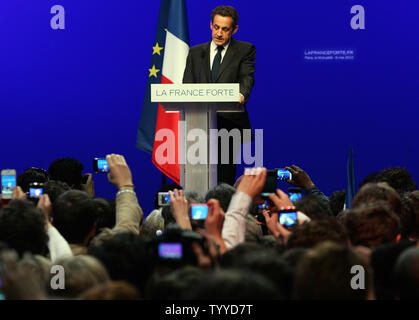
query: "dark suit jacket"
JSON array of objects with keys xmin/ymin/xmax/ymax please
[{"xmin": 182, "ymin": 38, "xmax": 256, "ymax": 131}]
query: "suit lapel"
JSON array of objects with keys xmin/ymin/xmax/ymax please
[
  {"xmin": 201, "ymin": 42, "xmax": 211, "ymax": 83},
  {"xmin": 216, "ymin": 38, "xmax": 236, "ymax": 82}
]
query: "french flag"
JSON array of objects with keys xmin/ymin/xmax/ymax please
[{"xmin": 137, "ymin": 0, "xmax": 189, "ymax": 184}]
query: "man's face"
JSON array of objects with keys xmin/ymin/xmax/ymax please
[{"xmin": 210, "ymin": 14, "xmax": 238, "ymax": 46}]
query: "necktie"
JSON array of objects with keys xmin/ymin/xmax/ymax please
[{"xmin": 211, "ymin": 45, "xmax": 224, "ymax": 82}]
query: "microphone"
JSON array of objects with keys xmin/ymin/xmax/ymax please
[{"xmin": 197, "ymin": 49, "xmax": 206, "ymax": 82}]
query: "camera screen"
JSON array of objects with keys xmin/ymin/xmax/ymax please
[
  {"xmin": 160, "ymin": 193, "xmax": 170, "ymax": 204},
  {"xmin": 289, "ymin": 192, "xmax": 302, "ymax": 202},
  {"xmin": 277, "ymin": 169, "xmax": 292, "ymax": 180},
  {"xmin": 191, "ymin": 205, "xmax": 208, "ymax": 220},
  {"xmin": 29, "ymin": 188, "xmax": 43, "ymax": 198},
  {"xmin": 279, "ymin": 211, "xmax": 298, "ymax": 227},
  {"xmin": 1, "ymin": 175, "xmax": 16, "ymax": 194},
  {"xmin": 158, "ymin": 243, "xmax": 183, "ymax": 259},
  {"xmin": 97, "ymin": 159, "xmax": 109, "ymax": 172}
]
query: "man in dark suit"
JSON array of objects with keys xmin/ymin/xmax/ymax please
[{"xmin": 183, "ymin": 5, "xmax": 256, "ymax": 186}]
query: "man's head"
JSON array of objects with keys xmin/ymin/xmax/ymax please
[
  {"xmin": 17, "ymin": 167, "xmax": 49, "ymax": 193},
  {"xmin": 0, "ymin": 200, "xmax": 48, "ymax": 257},
  {"xmin": 344, "ymin": 202, "xmax": 400, "ymax": 248},
  {"xmin": 205, "ymin": 183, "xmax": 235, "ymax": 212},
  {"xmin": 48, "ymin": 157, "xmax": 84, "ymax": 190},
  {"xmin": 293, "ymin": 241, "xmax": 373, "ymax": 300},
  {"xmin": 52, "ymin": 190, "xmax": 97, "ymax": 245},
  {"xmin": 210, "ymin": 6, "xmax": 239, "ymax": 46}
]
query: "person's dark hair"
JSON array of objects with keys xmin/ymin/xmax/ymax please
[
  {"xmin": 211, "ymin": 6, "xmax": 239, "ymax": 29},
  {"xmin": 294, "ymin": 195, "xmax": 333, "ymax": 220},
  {"xmin": 219, "ymin": 242, "xmax": 265, "ymax": 268},
  {"xmin": 93, "ymin": 198, "xmax": 115, "ymax": 236},
  {"xmin": 359, "ymin": 171, "xmax": 380, "ymax": 188},
  {"xmin": 329, "ymin": 190, "xmax": 346, "ymax": 216},
  {"xmin": 43, "ymin": 180, "xmax": 70, "ymax": 204},
  {"xmin": 393, "ymin": 246, "xmax": 419, "ymax": 300},
  {"xmin": 205, "ymin": 183, "xmax": 235, "ymax": 212},
  {"xmin": 153, "ymin": 183, "xmax": 183, "ymax": 209},
  {"xmin": 293, "ymin": 241, "xmax": 372, "ymax": 300},
  {"xmin": 226, "ymin": 250, "xmax": 293, "ymax": 299},
  {"xmin": 352, "ymin": 182, "xmax": 402, "ymax": 217},
  {"xmin": 81, "ymin": 280, "xmax": 142, "ymax": 300},
  {"xmin": 17, "ymin": 167, "xmax": 49, "ymax": 193},
  {"xmin": 146, "ymin": 266, "xmax": 205, "ymax": 300},
  {"xmin": 48, "ymin": 158, "xmax": 84, "ymax": 190},
  {"xmin": 400, "ymin": 191, "xmax": 419, "ymax": 239},
  {"xmin": 376, "ymin": 167, "xmax": 418, "ymax": 196},
  {"xmin": 286, "ymin": 219, "xmax": 348, "ymax": 249},
  {"xmin": 344, "ymin": 202, "xmax": 400, "ymax": 248},
  {"xmin": 282, "ymin": 247, "xmax": 308, "ymax": 271},
  {"xmin": 0, "ymin": 200, "xmax": 48, "ymax": 257},
  {"xmin": 183, "ymin": 269, "xmax": 282, "ymax": 300},
  {"xmin": 88, "ymin": 232, "xmax": 153, "ymax": 295},
  {"xmin": 52, "ymin": 190, "xmax": 97, "ymax": 244}
]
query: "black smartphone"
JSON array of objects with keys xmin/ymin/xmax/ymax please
[{"xmin": 93, "ymin": 158, "xmax": 109, "ymax": 173}]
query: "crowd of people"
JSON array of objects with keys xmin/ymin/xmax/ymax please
[{"xmin": 0, "ymin": 154, "xmax": 418, "ymax": 300}]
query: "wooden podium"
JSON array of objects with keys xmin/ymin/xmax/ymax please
[{"xmin": 151, "ymin": 83, "xmax": 243, "ymax": 196}]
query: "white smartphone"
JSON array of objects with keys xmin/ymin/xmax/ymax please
[{"xmin": 1, "ymin": 169, "xmax": 17, "ymax": 200}]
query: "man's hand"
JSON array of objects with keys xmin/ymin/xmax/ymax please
[
  {"xmin": 12, "ymin": 186, "xmax": 26, "ymax": 200},
  {"xmin": 268, "ymin": 189, "xmax": 294, "ymax": 209},
  {"xmin": 237, "ymin": 167, "xmax": 267, "ymax": 199},
  {"xmin": 205, "ymin": 199, "xmax": 225, "ymax": 236},
  {"xmin": 239, "ymin": 93, "xmax": 245, "ymax": 105},
  {"xmin": 106, "ymin": 154, "xmax": 134, "ymax": 190},
  {"xmin": 37, "ymin": 194, "xmax": 52, "ymax": 229},
  {"xmin": 169, "ymin": 189, "xmax": 191, "ymax": 230},
  {"xmin": 81, "ymin": 173, "xmax": 95, "ymax": 197},
  {"xmin": 261, "ymin": 210, "xmax": 292, "ymax": 242},
  {"xmin": 285, "ymin": 165, "xmax": 315, "ymax": 190}
]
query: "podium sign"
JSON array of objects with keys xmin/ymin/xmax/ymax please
[{"xmin": 151, "ymin": 83, "xmax": 242, "ymax": 197}]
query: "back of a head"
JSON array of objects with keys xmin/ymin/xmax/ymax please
[
  {"xmin": 0, "ymin": 200, "xmax": 48, "ymax": 257},
  {"xmin": 43, "ymin": 180, "xmax": 70, "ymax": 204},
  {"xmin": 81, "ymin": 280, "xmax": 141, "ymax": 300},
  {"xmin": 184, "ymin": 269, "xmax": 282, "ymax": 300},
  {"xmin": 294, "ymin": 195, "xmax": 333, "ymax": 220},
  {"xmin": 219, "ymin": 242, "xmax": 265, "ymax": 268},
  {"xmin": 329, "ymin": 190, "xmax": 346, "ymax": 217},
  {"xmin": 146, "ymin": 266, "xmax": 204, "ymax": 300},
  {"xmin": 352, "ymin": 182, "xmax": 402, "ymax": 216},
  {"xmin": 48, "ymin": 157, "xmax": 84, "ymax": 190},
  {"xmin": 48, "ymin": 255, "xmax": 109, "ymax": 299},
  {"xmin": 344, "ymin": 202, "xmax": 400, "ymax": 248},
  {"xmin": 393, "ymin": 247, "xmax": 419, "ymax": 299},
  {"xmin": 205, "ymin": 183, "xmax": 236, "ymax": 212},
  {"xmin": 400, "ymin": 191, "xmax": 419, "ymax": 240},
  {"xmin": 286, "ymin": 219, "xmax": 348, "ymax": 250},
  {"xmin": 293, "ymin": 241, "xmax": 371, "ymax": 300},
  {"xmin": 17, "ymin": 167, "xmax": 49, "ymax": 193},
  {"xmin": 87, "ymin": 232, "xmax": 152, "ymax": 295},
  {"xmin": 233, "ymin": 250, "xmax": 293, "ymax": 299},
  {"xmin": 142, "ymin": 209, "xmax": 164, "ymax": 239},
  {"xmin": 376, "ymin": 167, "xmax": 418, "ymax": 196},
  {"xmin": 52, "ymin": 190, "xmax": 96, "ymax": 244}
]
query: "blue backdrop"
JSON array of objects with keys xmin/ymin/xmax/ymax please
[{"xmin": 1, "ymin": 1, "xmax": 418, "ymax": 216}]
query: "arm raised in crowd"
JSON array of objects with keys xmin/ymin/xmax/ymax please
[
  {"xmin": 169, "ymin": 189, "xmax": 192, "ymax": 230},
  {"xmin": 106, "ymin": 154, "xmax": 143, "ymax": 234},
  {"xmin": 205, "ymin": 199, "xmax": 227, "ymax": 254},
  {"xmin": 222, "ymin": 167, "xmax": 267, "ymax": 250},
  {"xmin": 286, "ymin": 165, "xmax": 329, "ymax": 203}
]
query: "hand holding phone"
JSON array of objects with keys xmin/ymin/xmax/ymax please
[
  {"xmin": 279, "ymin": 208, "xmax": 298, "ymax": 228},
  {"xmin": 29, "ymin": 182, "xmax": 44, "ymax": 199},
  {"xmin": 158, "ymin": 192, "xmax": 171, "ymax": 207}
]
